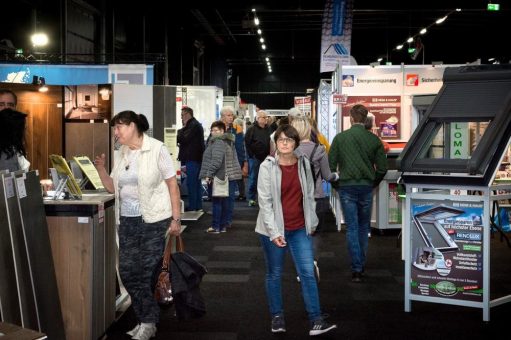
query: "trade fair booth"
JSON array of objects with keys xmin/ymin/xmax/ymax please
[
  {"xmin": 399, "ymin": 65, "xmax": 511, "ymax": 321},
  {"xmin": 329, "ymin": 63, "xmax": 459, "ymax": 233}
]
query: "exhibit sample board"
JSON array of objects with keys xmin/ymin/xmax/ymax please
[{"xmin": 0, "ymin": 171, "xmax": 65, "ymax": 338}]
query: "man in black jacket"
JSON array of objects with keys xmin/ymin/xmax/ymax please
[
  {"xmin": 177, "ymin": 106, "xmax": 205, "ymax": 211},
  {"xmin": 244, "ymin": 110, "xmax": 271, "ymax": 206}
]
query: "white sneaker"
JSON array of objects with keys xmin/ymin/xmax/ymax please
[
  {"xmin": 132, "ymin": 323, "xmax": 156, "ymax": 340},
  {"xmin": 126, "ymin": 323, "xmax": 140, "ymax": 337}
]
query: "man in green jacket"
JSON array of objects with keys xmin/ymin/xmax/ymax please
[{"xmin": 329, "ymin": 104, "xmax": 387, "ymax": 282}]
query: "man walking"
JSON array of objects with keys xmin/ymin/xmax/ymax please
[
  {"xmin": 329, "ymin": 104, "xmax": 387, "ymax": 282},
  {"xmin": 244, "ymin": 110, "xmax": 271, "ymax": 207},
  {"xmin": 177, "ymin": 106, "xmax": 205, "ymax": 212}
]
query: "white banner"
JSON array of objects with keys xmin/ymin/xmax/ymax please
[{"xmin": 320, "ymin": 0, "xmax": 354, "ymax": 73}]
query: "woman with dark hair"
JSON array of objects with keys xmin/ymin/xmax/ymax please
[
  {"xmin": 0, "ymin": 108, "xmax": 30, "ymax": 171},
  {"xmin": 94, "ymin": 110, "xmax": 181, "ymax": 340},
  {"xmin": 199, "ymin": 120, "xmax": 242, "ymax": 233},
  {"xmin": 255, "ymin": 124, "xmax": 337, "ymax": 336}
]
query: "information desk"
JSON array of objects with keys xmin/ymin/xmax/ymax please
[{"xmin": 44, "ymin": 194, "xmax": 115, "ymax": 340}]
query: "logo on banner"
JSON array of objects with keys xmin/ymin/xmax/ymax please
[
  {"xmin": 342, "ymin": 75, "xmax": 354, "ymax": 87},
  {"xmin": 406, "ymin": 74, "xmax": 419, "ymax": 86},
  {"xmin": 320, "ymin": 0, "xmax": 354, "ymax": 73}
]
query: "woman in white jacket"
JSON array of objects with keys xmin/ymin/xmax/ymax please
[{"xmin": 255, "ymin": 124, "xmax": 337, "ymax": 337}]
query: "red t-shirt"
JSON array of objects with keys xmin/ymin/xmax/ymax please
[{"xmin": 280, "ymin": 163, "xmax": 305, "ymax": 230}]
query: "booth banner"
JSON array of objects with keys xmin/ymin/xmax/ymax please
[
  {"xmin": 341, "ymin": 96, "xmax": 401, "ymax": 139},
  {"xmin": 320, "ymin": 0, "xmax": 354, "ymax": 73},
  {"xmin": 294, "ymin": 96, "xmax": 312, "ymax": 114},
  {"xmin": 403, "ymin": 66, "xmax": 447, "ymax": 95},
  {"xmin": 410, "ymin": 200, "xmax": 484, "ymax": 302},
  {"xmin": 340, "ymin": 66, "xmax": 403, "ymax": 95}
]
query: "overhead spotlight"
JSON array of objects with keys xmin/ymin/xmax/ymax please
[
  {"xmin": 262, "ymin": 44, "xmax": 266, "ymax": 50},
  {"xmin": 488, "ymin": 57, "xmax": 495, "ymax": 62},
  {"xmin": 259, "ymin": 37, "xmax": 264, "ymax": 43},
  {"xmin": 435, "ymin": 16, "xmax": 447, "ymax": 24},
  {"xmin": 265, "ymin": 57, "xmax": 269, "ymax": 61},
  {"xmin": 257, "ymin": 29, "xmax": 262, "ymax": 35},
  {"xmin": 420, "ymin": 28, "xmax": 427, "ymax": 35},
  {"xmin": 377, "ymin": 57, "xmax": 383, "ymax": 62},
  {"xmin": 254, "ymin": 17, "xmax": 260, "ymax": 26},
  {"xmin": 31, "ymin": 32, "xmax": 49, "ymax": 47},
  {"xmin": 252, "ymin": 8, "xmax": 256, "ymax": 12},
  {"xmin": 407, "ymin": 37, "xmax": 414, "ymax": 43},
  {"xmin": 396, "ymin": 44, "xmax": 403, "ymax": 50},
  {"xmin": 455, "ymin": 8, "xmax": 461, "ymax": 12}
]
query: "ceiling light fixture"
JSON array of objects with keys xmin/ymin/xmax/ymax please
[
  {"xmin": 262, "ymin": 44, "xmax": 266, "ymax": 50},
  {"xmin": 254, "ymin": 17, "xmax": 259, "ymax": 26},
  {"xmin": 377, "ymin": 57, "xmax": 383, "ymax": 62},
  {"xmin": 259, "ymin": 37, "xmax": 264, "ymax": 43},
  {"xmin": 265, "ymin": 57, "xmax": 269, "ymax": 62},
  {"xmin": 257, "ymin": 29, "xmax": 262, "ymax": 35},
  {"xmin": 381, "ymin": 9, "xmax": 461, "ymax": 64},
  {"xmin": 435, "ymin": 16, "xmax": 447, "ymax": 24}
]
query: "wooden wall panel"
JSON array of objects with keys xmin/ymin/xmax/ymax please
[{"xmin": 3, "ymin": 84, "xmax": 63, "ymax": 179}]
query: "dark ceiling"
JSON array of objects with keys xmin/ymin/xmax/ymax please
[{"xmin": 1, "ymin": 1, "xmax": 510, "ymax": 108}]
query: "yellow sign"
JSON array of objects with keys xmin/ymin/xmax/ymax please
[
  {"xmin": 73, "ymin": 156, "xmax": 105, "ymax": 190},
  {"xmin": 49, "ymin": 154, "xmax": 83, "ymax": 197}
]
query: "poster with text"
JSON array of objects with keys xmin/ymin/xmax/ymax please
[
  {"xmin": 341, "ymin": 96, "xmax": 401, "ymax": 139},
  {"xmin": 410, "ymin": 199, "xmax": 484, "ymax": 302}
]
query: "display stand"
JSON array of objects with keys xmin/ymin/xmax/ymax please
[
  {"xmin": 403, "ymin": 183, "xmax": 511, "ymax": 321},
  {"xmin": 399, "ymin": 65, "xmax": 511, "ymax": 321}
]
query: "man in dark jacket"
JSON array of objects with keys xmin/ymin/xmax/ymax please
[
  {"xmin": 329, "ymin": 104, "xmax": 387, "ymax": 283},
  {"xmin": 177, "ymin": 106, "xmax": 205, "ymax": 212},
  {"xmin": 244, "ymin": 110, "xmax": 271, "ymax": 206}
]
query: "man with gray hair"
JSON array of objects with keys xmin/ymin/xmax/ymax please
[
  {"xmin": 244, "ymin": 110, "xmax": 271, "ymax": 206},
  {"xmin": 220, "ymin": 106, "xmax": 248, "ymax": 227}
]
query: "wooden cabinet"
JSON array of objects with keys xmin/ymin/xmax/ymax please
[{"xmin": 45, "ymin": 195, "xmax": 116, "ymax": 340}]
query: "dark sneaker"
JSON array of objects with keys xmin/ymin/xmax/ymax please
[
  {"xmin": 271, "ymin": 315, "xmax": 286, "ymax": 333},
  {"xmin": 309, "ymin": 319, "xmax": 337, "ymax": 336},
  {"xmin": 351, "ymin": 272, "xmax": 362, "ymax": 283}
]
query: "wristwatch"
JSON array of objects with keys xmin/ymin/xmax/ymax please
[{"xmin": 171, "ymin": 217, "xmax": 181, "ymax": 223}]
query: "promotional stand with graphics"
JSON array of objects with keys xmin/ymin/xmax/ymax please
[{"xmin": 399, "ymin": 65, "xmax": 511, "ymax": 321}]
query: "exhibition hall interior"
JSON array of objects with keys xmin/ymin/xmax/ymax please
[{"xmin": 0, "ymin": 1, "xmax": 510, "ymax": 339}]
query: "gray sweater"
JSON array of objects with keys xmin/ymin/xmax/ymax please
[{"xmin": 199, "ymin": 134, "xmax": 242, "ymax": 181}]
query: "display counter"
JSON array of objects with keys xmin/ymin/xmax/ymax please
[{"xmin": 44, "ymin": 193, "xmax": 116, "ymax": 340}]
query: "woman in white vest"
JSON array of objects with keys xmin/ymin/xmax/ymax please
[{"xmin": 94, "ymin": 110, "xmax": 181, "ymax": 340}]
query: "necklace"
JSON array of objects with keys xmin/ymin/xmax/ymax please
[{"xmin": 124, "ymin": 149, "xmax": 139, "ymax": 171}]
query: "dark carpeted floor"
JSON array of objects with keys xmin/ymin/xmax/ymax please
[{"xmin": 105, "ymin": 199, "xmax": 511, "ymax": 340}]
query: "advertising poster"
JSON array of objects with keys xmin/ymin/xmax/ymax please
[
  {"xmin": 410, "ymin": 199, "xmax": 484, "ymax": 302},
  {"xmin": 341, "ymin": 96, "xmax": 401, "ymax": 139},
  {"xmin": 320, "ymin": 0, "xmax": 354, "ymax": 72}
]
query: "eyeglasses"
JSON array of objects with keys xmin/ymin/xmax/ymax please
[{"xmin": 277, "ymin": 137, "xmax": 295, "ymax": 144}]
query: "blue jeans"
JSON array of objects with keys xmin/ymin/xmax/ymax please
[
  {"xmin": 337, "ymin": 185, "xmax": 373, "ymax": 273},
  {"xmin": 186, "ymin": 161, "xmax": 202, "ymax": 211},
  {"xmin": 212, "ymin": 180, "xmax": 237, "ymax": 230},
  {"xmin": 259, "ymin": 228, "xmax": 322, "ymax": 322},
  {"xmin": 248, "ymin": 158, "xmax": 261, "ymax": 201}
]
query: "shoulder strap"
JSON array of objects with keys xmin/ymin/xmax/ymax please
[{"xmin": 309, "ymin": 143, "xmax": 319, "ymax": 184}]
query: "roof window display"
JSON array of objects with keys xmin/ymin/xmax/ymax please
[{"xmin": 399, "ymin": 65, "xmax": 511, "ymax": 186}]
